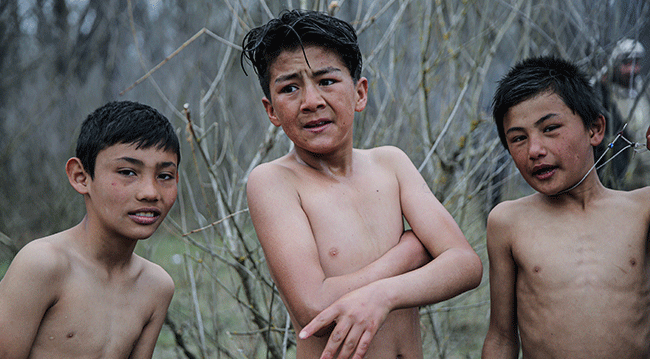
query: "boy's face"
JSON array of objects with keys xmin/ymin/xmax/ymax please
[
  {"xmin": 85, "ymin": 143, "xmax": 178, "ymax": 240},
  {"xmin": 503, "ymin": 92, "xmax": 603, "ymax": 195},
  {"xmin": 262, "ymin": 45, "xmax": 367, "ymax": 156}
]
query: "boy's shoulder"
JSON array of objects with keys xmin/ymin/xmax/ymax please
[
  {"xmin": 0, "ymin": 232, "xmax": 76, "ymax": 303},
  {"xmin": 247, "ymin": 145, "xmax": 408, "ymax": 185},
  {"xmin": 608, "ymin": 186, "xmax": 650, "ymax": 218},
  {"xmin": 361, "ymin": 145, "xmax": 409, "ymax": 161},
  {"xmin": 623, "ymin": 185, "xmax": 650, "ymax": 202},
  {"xmin": 11, "ymin": 231, "xmax": 77, "ymax": 275},
  {"xmin": 487, "ymin": 186, "xmax": 650, "ymax": 234},
  {"xmin": 489, "ymin": 193, "xmax": 541, "ymax": 222},
  {"xmin": 486, "ymin": 193, "xmax": 544, "ymax": 245},
  {"xmin": 132, "ymin": 254, "xmax": 175, "ymax": 293}
]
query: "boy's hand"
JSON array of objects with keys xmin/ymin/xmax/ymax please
[
  {"xmin": 646, "ymin": 125, "xmax": 650, "ymax": 150},
  {"xmin": 299, "ymin": 283, "xmax": 390, "ymax": 359}
]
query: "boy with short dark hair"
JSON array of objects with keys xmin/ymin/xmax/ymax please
[
  {"xmin": 0, "ymin": 100, "xmax": 179, "ymax": 359},
  {"xmin": 242, "ymin": 9, "xmax": 482, "ymax": 359},
  {"xmin": 482, "ymin": 56, "xmax": 650, "ymax": 358}
]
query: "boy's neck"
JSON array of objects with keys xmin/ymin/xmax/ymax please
[
  {"xmin": 292, "ymin": 146, "xmax": 355, "ymax": 177},
  {"xmin": 73, "ymin": 216, "xmax": 138, "ymax": 270},
  {"xmin": 544, "ymin": 172, "xmax": 607, "ymax": 209}
]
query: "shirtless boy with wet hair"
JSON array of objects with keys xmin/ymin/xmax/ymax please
[
  {"xmin": 242, "ymin": 9, "xmax": 482, "ymax": 359},
  {"xmin": 482, "ymin": 56, "xmax": 650, "ymax": 359},
  {"xmin": 0, "ymin": 100, "xmax": 179, "ymax": 358}
]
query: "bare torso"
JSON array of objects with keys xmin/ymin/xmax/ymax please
[
  {"xmin": 510, "ymin": 188, "xmax": 650, "ymax": 358},
  {"xmin": 23, "ymin": 231, "xmax": 173, "ymax": 359},
  {"xmin": 277, "ymin": 148, "xmax": 423, "ymax": 358}
]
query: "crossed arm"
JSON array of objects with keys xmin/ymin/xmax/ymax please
[
  {"xmin": 292, "ymin": 147, "xmax": 483, "ymax": 359},
  {"xmin": 246, "ymin": 159, "xmax": 432, "ymax": 335}
]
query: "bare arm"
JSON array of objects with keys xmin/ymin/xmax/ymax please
[
  {"xmin": 0, "ymin": 241, "xmax": 62, "ymax": 359},
  {"xmin": 246, "ymin": 162, "xmax": 430, "ymax": 330},
  {"xmin": 300, "ymin": 147, "xmax": 483, "ymax": 359},
  {"xmin": 129, "ymin": 266, "xmax": 175, "ymax": 359},
  {"xmin": 481, "ymin": 204, "xmax": 520, "ymax": 359}
]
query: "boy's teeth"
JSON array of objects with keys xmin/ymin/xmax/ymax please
[{"xmin": 135, "ymin": 212, "xmax": 155, "ymax": 217}]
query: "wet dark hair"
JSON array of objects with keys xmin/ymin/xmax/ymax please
[
  {"xmin": 75, "ymin": 101, "xmax": 180, "ymax": 178},
  {"xmin": 492, "ymin": 56, "xmax": 603, "ymax": 149},
  {"xmin": 241, "ymin": 9, "xmax": 363, "ymax": 100}
]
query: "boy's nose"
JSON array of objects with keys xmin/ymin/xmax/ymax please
[
  {"xmin": 300, "ymin": 82, "xmax": 326, "ymax": 112},
  {"xmin": 137, "ymin": 178, "xmax": 160, "ymax": 201},
  {"xmin": 528, "ymin": 137, "xmax": 547, "ymax": 159}
]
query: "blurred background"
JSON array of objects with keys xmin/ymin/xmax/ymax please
[{"xmin": 1, "ymin": 0, "xmax": 649, "ymax": 357}]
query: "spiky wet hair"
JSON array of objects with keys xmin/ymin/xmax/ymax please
[
  {"xmin": 492, "ymin": 56, "xmax": 603, "ymax": 149},
  {"xmin": 241, "ymin": 9, "xmax": 363, "ymax": 100}
]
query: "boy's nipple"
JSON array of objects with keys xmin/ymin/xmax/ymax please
[{"xmin": 328, "ymin": 247, "xmax": 339, "ymax": 257}]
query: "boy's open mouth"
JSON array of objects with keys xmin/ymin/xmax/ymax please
[
  {"xmin": 532, "ymin": 165, "xmax": 557, "ymax": 178},
  {"xmin": 304, "ymin": 120, "xmax": 332, "ymax": 129},
  {"xmin": 129, "ymin": 210, "xmax": 161, "ymax": 224}
]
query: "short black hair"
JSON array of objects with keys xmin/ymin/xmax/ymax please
[
  {"xmin": 492, "ymin": 56, "xmax": 603, "ymax": 149},
  {"xmin": 241, "ymin": 9, "xmax": 363, "ymax": 100},
  {"xmin": 76, "ymin": 101, "xmax": 180, "ymax": 178}
]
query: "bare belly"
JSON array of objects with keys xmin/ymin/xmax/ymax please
[
  {"xmin": 297, "ymin": 307, "xmax": 423, "ymax": 359},
  {"xmin": 518, "ymin": 288, "xmax": 650, "ymax": 359}
]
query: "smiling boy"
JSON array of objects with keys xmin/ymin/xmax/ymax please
[
  {"xmin": 242, "ymin": 9, "xmax": 482, "ymax": 359},
  {"xmin": 0, "ymin": 101, "xmax": 179, "ymax": 359},
  {"xmin": 482, "ymin": 56, "xmax": 650, "ymax": 358}
]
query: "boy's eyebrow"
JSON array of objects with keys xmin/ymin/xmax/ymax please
[
  {"xmin": 275, "ymin": 72, "xmax": 299, "ymax": 83},
  {"xmin": 311, "ymin": 66, "xmax": 341, "ymax": 77},
  {"xmin": 117, "ymin": 156, "xmax": 145, "ymax": 166},
  {"xmin": 274, "ymin": 66, "xmax": 342, "ymax": 84},
  {"xmin": 116, "ymin": 156, "xmax": 178, "ymax": 169},
  {"xmin": 505, "ymin": 113, "xmax": 557, "ymax": 134},
  {"xmin": 158, "ymin": 161, "xmax": 178, "ymax": 169}
]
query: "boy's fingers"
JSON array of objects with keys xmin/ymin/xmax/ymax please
[
  {"xmin": 351, "ymin": 330, "xmax": 374, "ymax": 359},
  {"xmin": 334, "ymin": 324, "xmax": 365, "ymax": 359},
  {"xmin": 319, "ymin": 319, "xmax": 352, "ymax": 359},
  {"xmin": 300, "ymin": 308, "xmax": 338, "ymax": 339}
]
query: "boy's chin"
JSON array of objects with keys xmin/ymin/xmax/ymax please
[{"xmin": 523, "ymin": 178, "xmax": 565, "ymax": 197}]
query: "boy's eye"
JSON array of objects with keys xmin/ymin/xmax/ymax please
[
  {"xmin": 509, "ymin": 135, "xmax": 526, "ymax": 144},
  {"xmin": 543, "ymin": 124, "xmax": 560, "ymax": 133},
  {"xmin": 118, "ymin": 169, "xmax": 136, "ymax": 176},
  {"xmin": 280, "ymin": 84, "xmax": 298, "ymax": 94},
  {"xmin": 319, "ymin": 78, "xmax": 337, "ymax": 86},
  {"xmin": 158, "ymin": 173, "xmax": 175, "ymax": 181}
]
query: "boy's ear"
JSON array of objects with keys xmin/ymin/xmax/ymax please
[
  {"xmin": 354, "ymin": 77, "xmax": 369, "ymax": 112},
  {"xmin": 262, "ymin": 97, "xmax": 281, "ymax": 127},
  {"xmin": 589, "ymin": 114, "xmax": 606, "ymax": 147},
  {"xmin": 66, "ymin": 157, "xmax": 90, "ymax": 195}
]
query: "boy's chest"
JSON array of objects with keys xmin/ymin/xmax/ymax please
[
  {"xmin": 512, "ymin": 212, "xmax": 650, "ymax": 291},
  {"xmin": 31, "ymin": 273, "xmax": 153, "ymax": 357},
  {"xmin": 298, "ymin": 173, "xmax": 404, "ymax": 276}
]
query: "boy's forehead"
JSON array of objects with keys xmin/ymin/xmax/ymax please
[
  {"xmin": 269, "ymin": 45, "xmax": 346, "ymax": 78},
  {"xmin": 504, "ymin": 91, "xmax": 573, "ymax": 126},
  {"xmin": 98, "ymin": 142, "xmax": 178, "ymax": 164}
]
